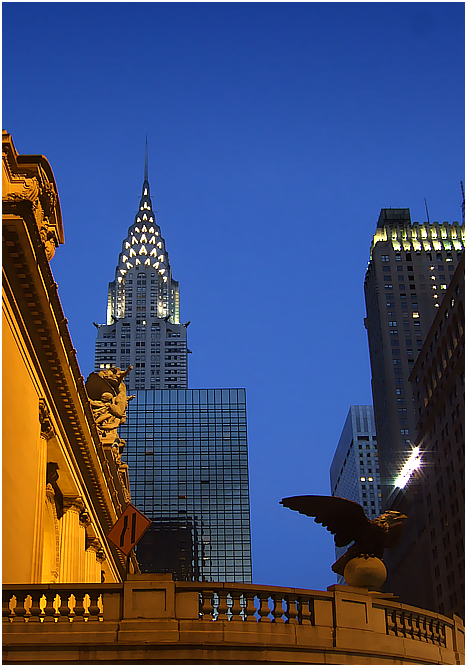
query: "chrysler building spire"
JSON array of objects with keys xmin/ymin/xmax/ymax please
[
  {"xmin": 144, "ymin": 136, "xmax": 148, "ymax": 183},
  {"xmin": 94, "ymin": 150, "xmax": 188, "ymax": 391}
]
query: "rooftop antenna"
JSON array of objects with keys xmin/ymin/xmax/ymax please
[
  {"xmin": 144, "ymin": 136, "xmax": 148, "ymax": 182},
  {"xmin": 461, "ymin": 181, "xmax": 465, "ymax": 224},
  {"xmin": 424, "ymin": 198, "xmax": 431, "ymax": 224}
]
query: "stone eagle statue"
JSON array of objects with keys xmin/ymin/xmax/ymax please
[{"xmin": 280, "ymin": 495, "xmax": 407, "ymax": 576}]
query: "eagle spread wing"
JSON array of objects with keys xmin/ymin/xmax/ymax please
[{"xmin": 280, "ymin": 495, "xmax": 370, "ymax": 548}]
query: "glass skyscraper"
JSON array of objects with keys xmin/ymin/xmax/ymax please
[{"xmin": 119, "ymin": 389, "xmax": 252, "ymax": 582}]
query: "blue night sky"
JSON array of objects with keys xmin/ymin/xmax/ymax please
[{"xmin": 3, "ymin": 2, "xmax": 464, "ymax": 591}]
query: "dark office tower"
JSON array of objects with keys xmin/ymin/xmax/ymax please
[
  {"xmin": 409, "ymin": 257, "xmax": 464, "ymax": 619},
  {"xmin": 364, "ymin": 209, "xmax": 464, "ymax": 507},
  {"xmin": 118, "ymin": 389, "xmax": 252, "ymax": 583},
  {"xmin": 94, "ymin": 147, "xmax": 188, "ymax": 391}
]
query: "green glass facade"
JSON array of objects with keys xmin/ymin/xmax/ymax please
[{"xmin": 119, "ymin": 388, "xmax": 252, "ymax": 582}]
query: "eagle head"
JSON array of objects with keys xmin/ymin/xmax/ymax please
[{"xmin": 373, "ymin": 510, "xmax": 407, "ymax": 533}]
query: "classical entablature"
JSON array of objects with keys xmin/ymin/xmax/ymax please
[{"xmin": 2, "ymin": 132, "xmax": 134, "ymax": 584}]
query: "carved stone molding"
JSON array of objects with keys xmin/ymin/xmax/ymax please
[
  {"xmin": 3, "ymin": 175, "xmax": 40, "ymax": 205},
  {"xmin": 2, "ymin": 133, "xmax": 63, "ymax": 261},
  {"xmin": 39, "ymin": 399, "xmax": 55, "ymax": 440},
  {"xmin": 79, "ymin": 509, "xmax": 91, "ymax": 528},
  {"xmin": 39, "ymin": 221, "xmax": 58, "ymax": 261}
]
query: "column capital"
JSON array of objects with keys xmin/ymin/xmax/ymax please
[
  {"xmin": 62, "ymin": 496, "xmax": 85, "ymax": 514},
  {"xmin": 79, "ymin": 509, "xmax": 92, "ymax": 528}
]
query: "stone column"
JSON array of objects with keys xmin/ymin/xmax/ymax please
[
  {"xmin": 33, "ymin": 401, "xmax": 54, "ymax": 582},
  {"xmin": 85, "ymin": 539, "xmax": 105, "ymax": 583},
  {"xmin": 78, "ymin": 510, "xmax": 91, "ymax": 582},
  {"xmin": 59, "ymin": 497, "xmax": 84, "ymax": 583}
]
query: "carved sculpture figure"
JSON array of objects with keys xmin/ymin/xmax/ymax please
[
  {"xmin": 86, "ymin": 366, "xmax": 134, "ymax": 440},
  {"xmin": 280, "ymin": 495, "xmax": 407, "ymax": 578}
]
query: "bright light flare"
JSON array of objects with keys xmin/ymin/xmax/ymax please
[{"xmin": 395, "ymin": 447, "xmax": 422, "ymax": 488}]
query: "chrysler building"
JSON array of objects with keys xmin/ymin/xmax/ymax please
[{"xmin": 94, "ymin": 149, "xmax": 188, "ymax": 390}]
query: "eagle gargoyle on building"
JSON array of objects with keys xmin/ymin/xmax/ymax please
[{"xmin": 280, "ymin": 495, "xmax": 407, "ymax": 576}]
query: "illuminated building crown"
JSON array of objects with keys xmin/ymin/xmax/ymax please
[{"xmin": 106, "ymin": 143, "xmax": 180, "ymax": 325}]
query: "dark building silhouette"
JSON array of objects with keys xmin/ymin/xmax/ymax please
[
  {"xmin": 136, "ymin": 520, "xmax": 200, "ymax": 580},
  {"xmin": 364, "ymin": 207, "xmax": 464, "ymax": 611},
  {"xmin": 409, "ymin": 256, "xmax": 464, "ymax": 618}
]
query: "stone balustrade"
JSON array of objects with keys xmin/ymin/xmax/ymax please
[{"xmin": 3, "ymin": 576, "xmax": 465, "ymax": 664}]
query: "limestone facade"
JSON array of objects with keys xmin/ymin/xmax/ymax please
[{"xmin": 2, "ymin": 131, "xmax": 132, "ymax": 585}]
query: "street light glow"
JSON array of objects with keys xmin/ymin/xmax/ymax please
[{"xmin": 395, "ymin": 447, "xmax": 422, "ymax": 488}]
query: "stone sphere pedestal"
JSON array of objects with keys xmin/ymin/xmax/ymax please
[{"xmin": 343, "ymin": 556, "xmax": 387, "ymax": 590}]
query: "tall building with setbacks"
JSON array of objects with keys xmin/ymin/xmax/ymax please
[
  {"xmin": 94, "ymin": 149, "xmax": 252, "ymax": 581},
  {"xmin": 364, "ymin": 208, "xmax": 464, "ymax": 507},
  {"xmin": 364, "ymin": 207, "xmax": 464, "ymax": 610},
  {"xmin": 94, "ymin": 147, "xmax": 188, "ymax": 391}
]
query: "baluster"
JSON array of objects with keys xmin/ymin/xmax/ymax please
[
  {"xmin": 272, "ymin": 595, "xmax": 285, "ymax": 623},
  {"xmin": 413, "ymin": 614, "xmax": 421, "ymax": 641},
  {"xmin": 230, "ymin": 592, "xmax": 243, "ymax": 621},
  {"xmin": 57, "ymin": 592, "xmax": 72, "ymax": 623},
  {"xmin": 200, "ymin": 591, "xmax": 214, "ymax": 621},
  {"xmin": 87, "ymin": 591, "xmax": 101, "ymax": 622},
  {"xmin": 386, "ymin": 609, "xmax": 396, "ymax": 635},
  {"xmin": 216, "ymin": 591, "xmax": 229, "ymax": 621},
  {"xmin": 432, "ymin": 619, "xmax": 441, "ymax": 645},
  {"xmin": 28, "ymin": 592, "xmax": 44, "ymax": 623},
  {"xmin": 394, "ymin": 610, "xmax": 404, "ymax": 636},
  {"xmin": 285, "ymin": 595, "xmax": 298, "ymax": 624},
  {"xmin": 427, "ymin": 618, "xmax": 434, "ymax": 644},
  {"xmin": 440, "ymin": 622, "xmax": 447, "ymax": 648},
  {"xmin": 3, "ymin": 591, "xmax": 13, "ymax": 622},
  {"xmin": 13, "ymin": 594, "xmax": 27, "ymax": 622},
  {"xmin": 72, "ymin": 592, "xmax": 86, "ymax": 622},
  {"xmin": 243, "ymin": 593, "xmax": 257, "ymax": 622},
  {"xmin": 405, "ymin": 613, "xmax": 413, "ymax": 639},
  {"xmin": 257, "ymin": 594, "xmax": 271, "ymax": 622},
  {"xmin": 420, "ymin": 616, "xmax": 428, "ymax": 642},
  {"xmin": 42, "ymin": 593, "xmax": 57, "ymax": 623},
  {"xmin": 298, "ymin": 595, "xmax": 312, "ymax": 625}
]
